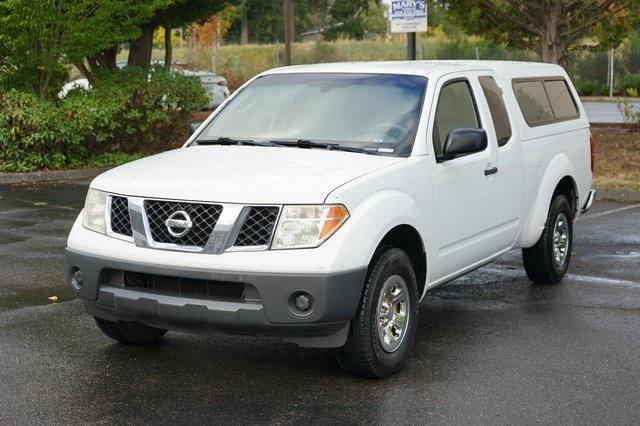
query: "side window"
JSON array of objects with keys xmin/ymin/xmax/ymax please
[
  {"xmin": 544, "ymin": 80, "xmax": 578, "ymax": 119},
  {"xmin": 479, "ymin": 76, "xmax": 512, "ymax": 147},
  {"xmin": 513, "ymin": 80, "xmax": 554, "ymax": 125},
  {"xmin": 513, "ymin": 78, "xmax": 580, "ymax": 126},
  {"xmin": 433, "ymin": 80, "xmax": 480, "ymax": 156}
]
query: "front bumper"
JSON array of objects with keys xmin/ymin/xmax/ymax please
[{"xmin": 66, "ymin": 249, "xmax": 366, "ymax": 348}]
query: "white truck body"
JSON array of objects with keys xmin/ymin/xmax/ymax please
[{"xmin": 67, "ymin": 61, "xmax": 594, "ymax": 377}]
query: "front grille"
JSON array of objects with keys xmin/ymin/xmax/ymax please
[
  {"xmin": 144, "ymin": 200, "xmax": 222, "ymax": 247},
  {"xmin": 123, "ymin": 271, "xmax": 245, "ymax": 301},
  {"xmin": 110, "ymin": 196, "xmax": 132, "ymax": 237},
  {"xmin": 234, "ymin": 207, "xmax": 280, "ymax": 247}
]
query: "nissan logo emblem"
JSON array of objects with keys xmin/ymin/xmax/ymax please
[{"xmin": 165, "ymin": 210, "xmax": 193, "ymax": 237}]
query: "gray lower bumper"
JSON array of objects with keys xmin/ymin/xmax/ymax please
[{"xmin": 66, "ymin": 249, "xmax": 367, "ymax": 348}]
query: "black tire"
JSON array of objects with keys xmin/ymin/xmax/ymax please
[
  {"xmin": 335, "ymin": 247, "xmax": 418, "ymax": 379},
  {"xmin": 94, "ymin": 317, "xmax": 167, "ymax": 344},
  {"xmin": 522, "ymin": 194, "xmax": 573, "ymax": 284}
]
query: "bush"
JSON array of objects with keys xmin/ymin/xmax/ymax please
[
  {"xmin": 576, "ymin": 81, "xmax": 597, "ymax": 96},
  {"xmin": 0, "ymin": 90, "xmax": 84, "ymax": 172},
  {"xmin": 0, "ymin": 67, "xmax": 207, "ymax": 172},
  {"xmin": 621, "ymin": 73, "xmax": 640, "ymax": 95},
  {"xmin": 575, "ymin": 80, "xmax": 610, "ymax": 97}
]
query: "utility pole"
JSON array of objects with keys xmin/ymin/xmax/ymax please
[
  {"xmin": 283, "ymin": 0, "xmax": 294, "ymax": 65},
  {"xmin": 609, "ymin": 48, "xmax": 615, "ymax": 98},
  {"xmin": 407, "ymin": 32, "xmax": 416, "ymax": 60}
]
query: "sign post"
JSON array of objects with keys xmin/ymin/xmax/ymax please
[{"xmin": 389, "ymin": 0, "xmax": 427, "ymax": 60}]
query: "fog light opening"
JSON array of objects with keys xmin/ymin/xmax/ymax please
[
  {"xmin": 70, "ymin": 267, "xmax": 84, "ymax": 290},
  {"xmin": 295, "ymin": 294, "xmax": 312, "ymax": 311},
  {"xmin": 288, "ymin": 291, "xmax": 314, "ymax": 316}
]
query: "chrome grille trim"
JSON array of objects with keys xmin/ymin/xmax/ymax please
[{"xmin": 104, "ymin": 194, "xmax": 280, "ymax": 254}]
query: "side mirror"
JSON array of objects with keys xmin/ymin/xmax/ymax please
[
  {"xmin": 189, "ymin": 121, "xmax": 204, "ymax": 136},
  {"xmin": 439, "ymin": 128, "xmax": 487, "ymax": 162}
]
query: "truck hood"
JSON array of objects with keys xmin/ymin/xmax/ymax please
[{"xmin": 91, "ymin": 146, "xmax": 404, "ymax": 204}]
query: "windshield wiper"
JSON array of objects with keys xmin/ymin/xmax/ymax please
[
  {"xmin": 269, "ymin": 139, "xmax": 375, "ymax": 154},
  {"xmin": 196, "ymin": 137, "xmax": 275, "ymax": 147}
]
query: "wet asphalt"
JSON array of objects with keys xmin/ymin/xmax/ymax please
[{"xmin": 1, "ymin": 181, "xmax": 639, "ymax": 424}]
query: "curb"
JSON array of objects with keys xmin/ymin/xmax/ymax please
[
  {"xmin": 0, "ymin": 167, "xmax": 111, "ymax": 185},
  {"xmin": 596, "ymin": 188, "xmax": 640, "ymax": 203},
  {"xmin": 590, "ymin": 122, "xmax": 636, "ymax": 128},
  {"xmin": 581, "ymin": 96, "xmax": 639, "ymax": 103}
]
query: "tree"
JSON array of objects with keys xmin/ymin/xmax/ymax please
[
  {"xmin": 224, "ymin": 0, "xmax": 383, "ymax": 43},
  {"xmin": 127, "ymin": 0, "xmax": 228, "ymax": 69},
  {"xmin": 447, "ymin": 0, "xmax": 639, "ymax": 63},
  {"xmin": 324, "ymin": 0, "xmax": 383, "ymax": 40},
  {"xmin": 0, "ymin": 0, "xmax": 164, "ymax": 98},
  {"xmin": 193, "ymin": 5, "xmax": 237, "ymax": 72}
]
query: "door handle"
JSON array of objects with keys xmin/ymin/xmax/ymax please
[{"xmin": 484, "ymin": 166, "xmax": 498, "ymax": 176}]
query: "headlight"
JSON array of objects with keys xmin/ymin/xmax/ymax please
[
  {"xmin": 271, "ymin": 204, "xmax": 349, "ymax": 249},
  {"xmin": 82, "ymin": 189, "xmax": 107, "ymax": 234}
]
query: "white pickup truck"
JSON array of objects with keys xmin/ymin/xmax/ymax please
[{"xmin": 67, "ymin": 61, "xmax": 595, "ymax": 378}]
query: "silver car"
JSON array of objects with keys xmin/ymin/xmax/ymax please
[{"xmin": 181, "ymin": 69, "xmax": 230, "ymax": 110}]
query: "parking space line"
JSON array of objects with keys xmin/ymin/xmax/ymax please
[
  {"xmin": 567, "ymin": 274, "xmax": 640, "ymax": 287},
  {"xmin": 582, "ymin": 203, "xmax": 640, "ymax": 220}
]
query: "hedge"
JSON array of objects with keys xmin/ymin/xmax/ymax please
[{"xmin": 0, "ymin": 67, "xmax": 207, "ymax": 172}]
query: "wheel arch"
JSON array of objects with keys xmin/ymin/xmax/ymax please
[
  {"xmin": 552, "ymin": 175, "xmax": 578, "ymax": 220},
  {"xmin": 373, "ymin": 224, "xmax": 427, "ymax": 299},
  {"xmin": 520, "ymin": 153, "xmax": 579, "ymax": 248}
]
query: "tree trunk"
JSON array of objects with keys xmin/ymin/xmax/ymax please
[
  {"xmin": 128, "ymin": 23, "xmax": 155, "ymax": 69},
  {"xmin": 240, "ymin": 14, "xmax": 249, "ymax": 45},
  {"xmin": 540, "ymin": 3, "xmax": 562, "ymax": 63},
  {"xmin": 283, "ymin": 0, "xmax": 294, "ymax": 65},
  {"xmin": 87, "ymin": 45, "xmax": 118, "ymax": 72},
  {"xmin": 74, "ymin": 61, "xmax": 95, "ymax": 85},
  {"xmin": 77, "ymin": 45, "xmax": 117, "ymax": 84},
  {"xmin": 164, "ymin": 24, "xmax": 173, "ymax": 68},
  {"xmin": 101, "ymin": 45, "xmax": 118, "ymax": 70}
]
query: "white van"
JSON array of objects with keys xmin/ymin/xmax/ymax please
[{"xmin": 67, "ymin": 61, "xmax": 595, "ymax": 378}]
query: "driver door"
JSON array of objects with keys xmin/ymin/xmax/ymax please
[{"xmin": 428, "ymin": 73, "xmax": 503, "ymax": 283}]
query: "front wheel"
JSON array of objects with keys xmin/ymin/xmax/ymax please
[
  {"xmin": 334, "ymin": 247, "xmax": 418, "ymax": 379},
  {"xmin": 522, "ymin": 194, "xmax": 573, "ymax": 284}
]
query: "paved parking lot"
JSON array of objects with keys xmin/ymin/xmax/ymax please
[{"xmin": 1, "ymin": 181, "xmax": 640, "ymax": 424}]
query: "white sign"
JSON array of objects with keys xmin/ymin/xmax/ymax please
[{"xmin": 389, "ymin": 0, "xmax": 427, "ymax": 33}]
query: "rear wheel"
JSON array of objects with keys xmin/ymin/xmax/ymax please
[
  {"xmin": 522, "ymin": 194, "xmax": 573, "ymax": 284},
  {"xmin": 335, "ymin": 247, "xmax": 418, "ymax": 379},
  {"xmin": 94, "ymin": 317, "xmax": 167, "ymax": 344}
]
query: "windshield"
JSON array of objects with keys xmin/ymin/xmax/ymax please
[{"xmin": 195, "ymin": 73, "xmax": 427, "ymax": 156}]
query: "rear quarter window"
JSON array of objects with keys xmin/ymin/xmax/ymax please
[
  {"xmin": 512, "ymin": 78, "xmax": 579, "ymax": 126},
  {"xmin": 544, "ymin": 80, "xmax": 579, "ymax": 119}
]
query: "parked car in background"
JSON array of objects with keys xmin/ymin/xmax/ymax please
[
  {"xmin": 59, "ymin": 62, "xmax": 229, "ymax": 109},
  {"xmin": 181, "ymin": 69, "xmax": 230, "ymax": 109},
  {"xmin": 66, "ymin": 61, "xmax": 595, "ymax": 378}
]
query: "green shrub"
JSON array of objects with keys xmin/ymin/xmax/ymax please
[
  {"xmin": 0, "ymin": 67, "xmax": 207, "ymax": 172},
  {"xmin": 621, "ymin": 73, "xmax": 640, "ymax": 95},
  {"xmin": 0, "ymin": 90, "xmax": 85, "ymax": 172},
  {"xmin": 576, "ymin": 81, "xmax": 597, "ymax": 96}
]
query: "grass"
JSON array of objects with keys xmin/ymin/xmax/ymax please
[{"xmin": 592, "ymin": 126, "xmax": 640, "ymax": 192}]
